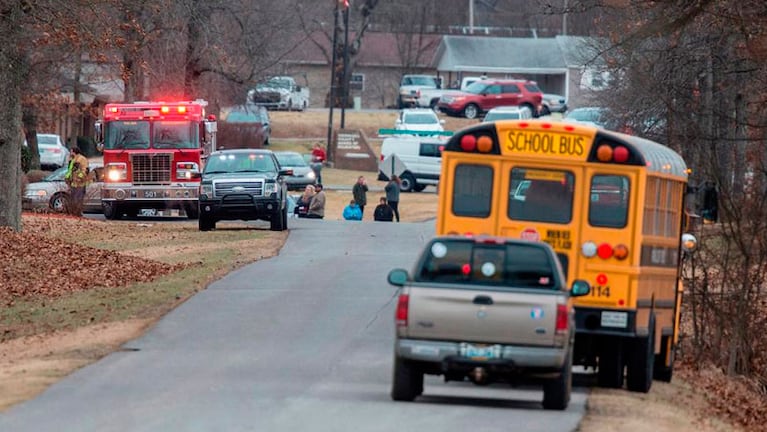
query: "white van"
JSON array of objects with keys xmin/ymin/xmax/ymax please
[{"xmin": 377, "ymin": 136, "xmax": 445, "ymax": 192}]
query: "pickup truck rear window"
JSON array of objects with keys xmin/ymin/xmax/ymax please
[{"xmin": 416, "ymin": 240, "xmax": 559, "ymax": 289}]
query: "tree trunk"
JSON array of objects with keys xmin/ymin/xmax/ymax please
[
  {"xmin": 22, "ymin": 105, "xmax": 40, "ymax": 171},
  {"xmin": 0, "ymin": 7, "xmax": 26, "ymax": 231}
]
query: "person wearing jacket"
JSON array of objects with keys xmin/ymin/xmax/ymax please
[
  {"xmin": 64, "ymin": 147, "xmax": 89, "ymax": 216},
  {"xmin": 385, "ymin": 174, "xmax": 401, "ymax": 222},
  {"xmin": 352, "ymin": 176, "xmax": 369, "ymax": 216},
  {"xmin": 342, "ymin": 199, "xmax": 363, "ymax": 221},
  {"xmin": 306, "ymin": 183, "xmax": 326, "ymax": 219},
  {"xmin": 373, "ymin": 197, "xmax": 394, "ymax": 222}
]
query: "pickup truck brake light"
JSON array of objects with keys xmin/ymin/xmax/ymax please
[
  {"xmin": 555, "ymin": 304, "xmax": 568, "ymax": 335},
  {"xmin": 395, "ymin": 294, "xmax": 409, "ymax": 327}
]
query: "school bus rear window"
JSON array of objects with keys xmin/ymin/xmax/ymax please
[
  {"xmin": 588, "ymin": 175, "xmax": 629, "ymax": 228},
  {"xmin": 508, "ymin": 167, "xmax": 574, "ymax": 224},
  {"xmin": 452, "ymin": 164, "xmax": 493, "ymax": 218}
]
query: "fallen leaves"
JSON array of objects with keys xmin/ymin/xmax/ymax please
[{"xmin": 0, "ymin": 215, "xmax": 184, "ymax": 302}]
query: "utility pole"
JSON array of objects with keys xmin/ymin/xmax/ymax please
[
  {"xmin": 469, "ymin": 0, "xmax": 474, "ymax": 34},
  {"xmin": 340, "ymin": 2, "xmax": 351, "ymax": 129},
  {"xmin": 326, "ymin": 0, "xmax": 341, "ymax": 164}
]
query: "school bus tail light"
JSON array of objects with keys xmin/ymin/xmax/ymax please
[
  {"xmin": 594, "ymin": 143, "xmax": 633, "ymax": 164},
  {"xmin": 581, "ymin": 241, "xmax": 597, "ymax": 258},
  {"xmin": 597, "ymin": 243, "xmax": 614, "ymax": 259},
  {"xmin": 613, "ymin": 244, "xmax": 629, "ymax": 260},
  {"xmin": 460, "ymin": 135, "xmax": 477, "ymax": 151}
]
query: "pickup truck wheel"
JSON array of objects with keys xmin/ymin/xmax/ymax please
[
  {"xmin": 463, "ymin": 104, "xmax": 480, "ymax": 119},
  {"xmin": 653, "ymin": 335, "xmax": 674, "ymax": 382},
  {"xmin": 430, "ymin": 99, "xmax": 440, "ymax": 112},
  {"xmin": 597, "ymin": 336, "xmax": 624, "ymax": 388},
  {"xmin": 414, "ymin": 184, "xmax": 427, "ymax": 192},
  {"xmin": 198, "ymin": 214, "xmax": 215, "ymax": 231},
  {"xmin": 287, "ymin": 99, "xmax": 293, "ymax": 111},
  {"xmin": 542, "ymin": 347, "xmax": 572, "ymax": 410},
  {"xmin": 391, "ymin": 356, "xmax": 423, "ymax": 401},
  {"xmin": 281, "ymin": 206, "xmax": 288, "ymax": 228},
  {"xmin": 626, "ymin": 314, "xmax": 655, "ymax": 393},
  {"xmin": 399, "ymin": 173, "xmax": 416, "ymax": 193},
  {"xmin": 103, "ymin": 202, "xmax": 122, "ymax": 220},
  {"xmin": 270, "ymin": 207, "xmax": 286, "ymax": 231}
]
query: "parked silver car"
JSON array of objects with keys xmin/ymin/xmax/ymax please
[
  {"xmin": 274, "ymin": 151, "xmax": 316, "ymax": 191},
  {"xmin": 541, "ymin": 94, "xmax": 568, "ymax": 115},
  {"xmin": 23, "ymin": 164, "xmax": 104, "ymax": 213}
]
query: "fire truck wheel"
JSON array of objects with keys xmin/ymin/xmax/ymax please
[
  {"xmin": 186, "ymin": 204, "xmax": 199, "ymax": 220},
  {"xmin": 103, "ymin": 202, "xmax": 123, "ymax": 220}
]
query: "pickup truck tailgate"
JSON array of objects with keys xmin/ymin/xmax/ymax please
[{"xmin": 406, "ymin": 286, "xmax": 562, "ymax": 347}]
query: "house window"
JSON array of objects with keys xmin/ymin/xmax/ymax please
[{"xmin": 350, "ymin": 73, "xmax": 364, "ymax": 91}]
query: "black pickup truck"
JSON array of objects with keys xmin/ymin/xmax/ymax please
[{"xmin": 196, "ymin": 149, "xmax": 291, "ymax": 231}]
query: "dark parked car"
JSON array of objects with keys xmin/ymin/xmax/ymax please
[{"xmin": 218, "ymin": 105, "xmax": 270, "ymax": 148}]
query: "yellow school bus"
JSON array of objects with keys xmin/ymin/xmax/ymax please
[{"xmin": 436, "ymin": 119, "xmax": 693, "ymax": 392}]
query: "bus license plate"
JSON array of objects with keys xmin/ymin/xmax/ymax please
[
  {"xmin": 459, "ymin": 344, "xmax": 501, "ymax": 360},
  {"xmin": 601, "ymin": 311, "xmax": 628, "ymax": 328}
]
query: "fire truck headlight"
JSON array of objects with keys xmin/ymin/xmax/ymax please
[{"xmin": 106, "ymin": 163, "xmax": 127, "ymax": 182}]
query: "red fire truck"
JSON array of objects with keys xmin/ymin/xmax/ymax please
[{"xmin": 95, "ymin": 100, "xmax": 217, "ymax": 220}]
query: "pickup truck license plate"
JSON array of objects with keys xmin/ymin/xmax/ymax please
[
  {"xmin": 601, "ymin": 311, "xmax": 628, "ymax": 328},
  {"xmin": 459, "ymin": 343, "xmax": 501, "ymax": 360}
]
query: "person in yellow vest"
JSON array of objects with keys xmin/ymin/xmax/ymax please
[{"xmin": 64, "ymin": 147, "xmax": 89, "ymax": 216}]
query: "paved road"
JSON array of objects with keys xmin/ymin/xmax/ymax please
[{"xmin": 0, "ymin": 219, "xmax": 587, "ymax": 432}]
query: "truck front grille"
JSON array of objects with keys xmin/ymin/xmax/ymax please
[
  {"xmin": 132, "ymin": 153, "xmax": 172, "ymax": 184},
  {"xmin": 214, "ymin": 181, "xmax": 264, "ymax": 198},
  {"xmin": 253, "ymin": 92, "xmax": 280, "ymax": 103}
]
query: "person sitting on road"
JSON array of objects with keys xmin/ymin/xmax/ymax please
[
  {"xmin": 306, "ymin": 183, "xmax": 326, "ymax": 219},
  {"xmin": 295, "ymin": 184, "xmax": 315, "ymax": 218},
  {"xmin": 343, "ymin": 199, "xmax": 363, "ymax": 221},
  {"xmin": 373, "ymin": 197, "xmax": 394, "ymax": 222}
]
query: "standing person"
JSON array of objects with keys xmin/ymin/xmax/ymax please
[
  {"xmin": 311, "ymin": 142, "xmax": 326, "ymax": 184},
  {"xmin": 385, "ymin": 174, "xmax": 401, "ymax": 222},
  {"xmin": 352, "ymin": 175, "xmax": 369, "ymax": 217},
  {"xmin": 295, "ymin": 184, "xmax": 315, "ymax": 218},
  {"xmin": 306, "ymin": 183, "xmax": 326, "ymax": 219},
  {"xmin": 64, "ymin": 147, "xmax": 89, "ymax": 216},
  {"xmin": 373, "ymin": 197, "xmax": 394, "ymax": 222},
  {"xmin": 342, "ymin": 199, "xmax": 363, "ymax": 221}
]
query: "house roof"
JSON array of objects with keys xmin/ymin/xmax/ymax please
[
  {"xmin": 432, "ymin": 36, "xmax": 568, "ymax": 74},
  {"xmin": 285, "ymin": 32, "xmax": 441, "ymax": 68},
  {"xmin": 555, "ymin": 35, "xmax": 606, "ymax": 68}
]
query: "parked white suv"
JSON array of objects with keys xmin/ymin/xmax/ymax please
[{"xmin": 378, "ymin": 136, "xmax": 445, "ymax": 192}]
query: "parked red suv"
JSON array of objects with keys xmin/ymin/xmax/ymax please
[{"xmin": 437, "ymin": 79, "xmax": 543, "ymax": 119}]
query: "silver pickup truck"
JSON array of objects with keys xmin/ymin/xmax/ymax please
[{"xmin": 387, "ymin": 235, "xmax": 590, "ymax": 410}]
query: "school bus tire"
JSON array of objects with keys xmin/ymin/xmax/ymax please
[
  {"xmin": 597, "ymin": 336, "xmax": 624, "ymax": 388},
  {"xmin": 653, "ymin": 335, "xmax": 674, "ymax": 382},
  {"xmin": 626, "ymin": 314, "xmax": 655, "ymax": 393}
]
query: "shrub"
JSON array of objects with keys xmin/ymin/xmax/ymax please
[{"xmin": 21, "ymin": 145, "xmax": 32, "ymax": 173}]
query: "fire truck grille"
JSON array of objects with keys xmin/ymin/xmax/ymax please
[
  {"xmin": 253, "ymin": 92, "xmax": 280, "ymax": 103},
  {"xmin": 132, "ymin": 153, "xmax": 172, "ymax": 184},
  {"xmin": 214, "ymin": 181, "xmax": 264, "ymax": 198}
]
